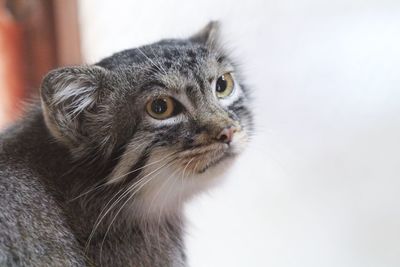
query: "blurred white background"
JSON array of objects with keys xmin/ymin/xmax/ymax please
[{"xmin": 78, "ymin": 0, "xmax": 400, "ymax": 266}]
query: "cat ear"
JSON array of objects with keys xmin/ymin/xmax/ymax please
[
  {"xmin": 189, "ymin": 21, "xmax": 221, "ymax": 48},
  {"xmin": 40, "ymin": 66, "xmax": 108, "ymax": 152}
]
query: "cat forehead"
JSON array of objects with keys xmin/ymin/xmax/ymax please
[
  {"xmin": 99, "ymin": 39, "xmax": 231, "ymax": 94},
  {"xmin": 98, "ymin": 39, "xmax": 227, "ymax": 74}
]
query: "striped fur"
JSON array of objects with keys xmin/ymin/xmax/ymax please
[{"xmin": 0, "ymin": 22, "xmax": 253, "ymax": 266}]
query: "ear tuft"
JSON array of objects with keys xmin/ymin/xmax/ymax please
[{"xmin": 189, "ymin": 21, "xmax": 221, "ymax": 48}]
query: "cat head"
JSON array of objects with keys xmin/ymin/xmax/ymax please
[{"xmin": 40, "ymin": 22, "xmax": 253, "ymax": 217}]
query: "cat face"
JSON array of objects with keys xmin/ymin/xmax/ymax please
[{"xmin": 41, "ymin": 22, "xmax": 253, "ymax": 216}]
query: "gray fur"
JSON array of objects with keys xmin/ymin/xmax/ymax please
[{"xmin": 0, "ymin": 22, "xmax": 253, "ymax": 266}]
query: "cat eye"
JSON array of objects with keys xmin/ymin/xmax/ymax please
[
  {"xmin": 215, "ymin": 73, "xmax": 234, "ymax": 98},
  {"xmin": 146, "ymin": 96, "xmax": 176, "ymax": 120}
]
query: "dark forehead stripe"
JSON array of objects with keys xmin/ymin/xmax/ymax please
[
  {"xmin": 185, "ymin": 84, "xmax": 205, "ymax": 107},
  {"xmin": 185, "ymin": 85, "xmax": 196, "ymax": 97},
  {"xmin": 192, "ymin": 72, "xmax": 206, "ymax": 95},
  {"xmin": 185, "ymin": 50, "xmax": 198, "ymax": 66},
  {"xmin": 187, "ymin": 50, "xmax": 196, "ymax": 58}
]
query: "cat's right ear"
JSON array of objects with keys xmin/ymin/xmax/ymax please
[
  {"xmin": 40, "ymin": 66, "xmax": 108, "ymax": 151},
  {"xmin": 189, "ymin": 21, "xmax": 221, "ymax": 49}
]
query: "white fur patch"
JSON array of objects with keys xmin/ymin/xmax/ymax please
[
  {"xmin": 107, "ymin": 136, "xmax": 151, "ymax": 184},
  {"xmin": 122, "ymin": 129, "xmax": 249, "ymax": 220},
  {"xmin": 53, "ymin": 80, "xmax": 96, "ymax": 117},
  {"xmin": 128, "ymin": 151, "xmax": 234, "ymax": 220}
]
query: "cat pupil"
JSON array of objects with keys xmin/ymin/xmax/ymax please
[
  {"xmin": 152, "ymin": 98, "xmax": 168, "ymax": 114},
  {"xmin": 216, "ymin": 76, "xmax": 227, "ymax": 92}
]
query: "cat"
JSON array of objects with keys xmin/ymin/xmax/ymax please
[{"xmin": 0, "ymin": 21, "xmax": 253, "ymax": 266}]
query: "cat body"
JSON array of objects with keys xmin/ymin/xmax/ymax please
[{"xmin": 0, "ymin": 22, "xmax": 252, "ymax": 266}]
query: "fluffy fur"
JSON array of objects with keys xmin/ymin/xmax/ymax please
[{"xmin": 0, "ymin": 21, "xmax": 253, "ymax": 266}]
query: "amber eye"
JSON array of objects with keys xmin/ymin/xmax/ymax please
[
  {"xmin": 216, "ymin": 73, "xmax": 234, "ymax": 98},
  {"xmin": 146, "ymin": 96, "xmax": 175, "ymax": 120}
]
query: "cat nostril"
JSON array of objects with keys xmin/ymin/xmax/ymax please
[{"xmin": 217, "ymin": 126, "xmax": 236, "ymax": 144}]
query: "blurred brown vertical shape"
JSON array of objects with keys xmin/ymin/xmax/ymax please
[
  {"xmin": 21, "ymin": 0, "xmax": 58, "ymax": 92},
  {"xmin": 0, "ymin": 0, "xmax": 82, "ymax": 129},
  {"xmin": 53, "ymin": 0, "xmax": 82, "ymax": 66},
  {"xmin": 0, "ymin": 0, "xmax": 26, "ymax": 126}
]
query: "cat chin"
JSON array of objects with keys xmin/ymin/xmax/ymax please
[{"xmin": 124, "ymin": 152, "xmax": 237, "ymax": 222}]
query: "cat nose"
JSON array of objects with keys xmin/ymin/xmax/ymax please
[{"xmin": 216, "ymin": 126, "xmax": 236, "ymax": 144}]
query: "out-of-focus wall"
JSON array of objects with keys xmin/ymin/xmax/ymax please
[{"xmin": 78, "ymin": 1, "xmax": 400, "ymax": 266}]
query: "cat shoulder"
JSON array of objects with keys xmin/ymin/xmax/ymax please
[{"xmin": 0, "ymin": 156, "xmax": 85, "ymax": 266}]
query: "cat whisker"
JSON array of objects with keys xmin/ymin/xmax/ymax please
[
  {"xmin": 177, "ymin": 159, "xmax": 197, "ymax": 223},
  {"xmin": 116, "ymin": 141, "xmax": 148, "ymax": 161},
  {"xmin": 67, "ymin": 181, "xmax": 107, "ymax": 203},
  {"xmin": 136, "ymin": 47, "xmax": 167, "ymax": 75},
  {"xmin": 149, "ymin": 46, "xmax": 168, "ymax": 75},
  {"xmin": 107, "ymin": 150, "xmax": 178, "ymax": 184},
  {"xmin": 68, "ymin": 143, "xmax": 156, "ymax": 202},
  {"xmin": 146, "ymin": 166, "xmax": 181, "ymax": 219},
  {"xmin": 85, "ymin": 155, "xmax": 177, "ymax": 254},
  {"xmin": 154, "ymin": 164, "xmax": 183, "ymax": 252},
  {"xmin": 94, "ymin": 152, "xmax": 176, "ymax": 227},
  {"xmin": 98, "ymin": 160, "xmax": 177, "ymax": 265},
  {"xmin": 177, "ymin": 157, "xmax": 195, "ymax": 204}
]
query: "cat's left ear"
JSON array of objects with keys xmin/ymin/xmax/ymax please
[{"xmin": 189, "ymin": 21, "xmax": 221, "ymax": 48}]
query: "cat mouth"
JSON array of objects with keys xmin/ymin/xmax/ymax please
[
  {"xmin": 176, "ymin": 130, "xmax": 248, "ymax": 173},
  {"xmin": 178, "ymin": 143, "xmax": 236, "ymax": 173},
  {"xmin": 196, "ymin": 152, "xmax": 232, "ymax": 173}
]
